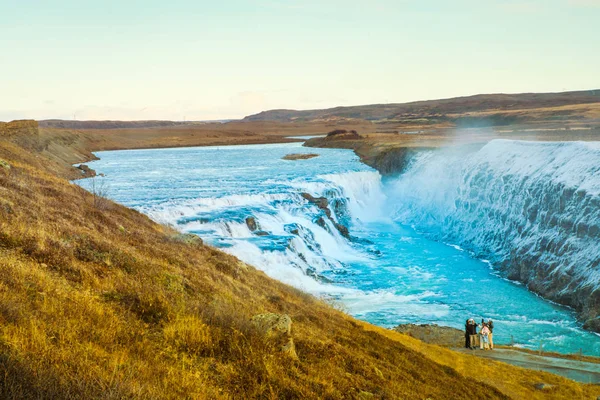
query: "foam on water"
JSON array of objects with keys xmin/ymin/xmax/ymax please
[{"xmin": 78, "ymin": 141, "xmax": 600, "ymax": 355}]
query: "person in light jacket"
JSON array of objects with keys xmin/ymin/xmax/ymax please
[{"xmin": 480, "ymin": 323, "xmax": 491, "ymax": 350}]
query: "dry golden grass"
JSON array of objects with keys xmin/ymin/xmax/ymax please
[{"xmin": 0, "ymin": 136, "xmax": 599, "ymax": 399}]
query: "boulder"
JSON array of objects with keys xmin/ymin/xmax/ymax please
[
  {"xmin": 245, "ymin": 216, "xmax": 259, "ymax": 231},
  {"xmin": 169, "ymin": 233, "xmax": 203, "ymax": 247},
  {"xmin": 252, "ymin": 313, "xmax": 292, "ymax": 336},
  {"xmin": 251, "ymin": 313, "xmax": 298, "ymax": 360}
]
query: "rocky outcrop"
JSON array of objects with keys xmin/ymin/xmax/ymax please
[
  {"xmin": 251, "ymin": 313, "xmax": 298, "ymax": 359},
  {"xmin": 301, "ymin": 193, "xmax": 350, "ymax": 239},
  {"xmin": 76, "ymin": 164, "xmax": 96, "ymax": 178},
  {"xmin": 304, "ymin": 135, "xmax": 432, "ymax": 176},
  {"xmin": 301, "ymin": 193, "xmax": 330, "ymax": 216},
  {"xmin": 394, "ymin": 324, "xmax": 464, "ymax": 348},
  {"xmin": 325, "ymin": 129, "xmax": 362, "ymax": 140},
  {"xmin": 368, "ymin": 147, "xmax": 431, "ymax": 176}
]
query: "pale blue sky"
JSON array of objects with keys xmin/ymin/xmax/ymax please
[{"xmin": 1, "ymin": 0, "xmax": 599, "ymax": 121}]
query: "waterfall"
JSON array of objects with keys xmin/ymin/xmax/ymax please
[
  {"xmin": 142, "ymin": 170, "xmax": 386, "ymax": 294},
  {"xmin": 387, "ymin": 139, "xmax": 600, "ymax": 327}
]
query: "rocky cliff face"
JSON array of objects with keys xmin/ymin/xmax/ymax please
[{"xmin": 304, "ymin": 134, "xmax": 430, "ymax": 176}]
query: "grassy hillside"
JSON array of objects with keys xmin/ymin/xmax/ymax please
[{"xmin": 1, "ymin": 126, "xmax": 599, "ymax": 398}]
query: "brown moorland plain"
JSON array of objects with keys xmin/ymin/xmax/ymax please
[
  {"xmin": 41, "ymin": 120, "xmax": 373, "ymax": 151},
  {"xmin": 1, "ymin": 126, "xmax": 600, "ymax": 397}
]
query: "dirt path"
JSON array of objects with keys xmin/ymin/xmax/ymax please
[{"xmin": 455, "ymin": 348, "xmax": 600, "ymax": 384}]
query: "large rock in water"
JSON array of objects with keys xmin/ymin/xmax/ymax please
[
  {"xmin": 245, "ymin": 216, "xmax": 259, "ymax": 232},
  {"xmin": 301, "ymin": 193, "xmax": 351, "ymax": 239},
  {"xmin": 251, "ymin": 313, "xmax": 298, "ymax": 359},
  {"xmin": 301, "ymin": 193, "xmax": 331, "ymax": 217}
]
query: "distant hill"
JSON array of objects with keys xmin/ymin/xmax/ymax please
[
  {"xmin": 38, "ymin": 120, "xmax": 211, "ymax": 130},
  {"xmin": 243, "ymin": 89, "xmax": 600, "ymax": 122}
]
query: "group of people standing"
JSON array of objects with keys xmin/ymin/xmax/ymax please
[{"xmin": 465, "ymin": 318, "xmax": 494, "ymax": 350}]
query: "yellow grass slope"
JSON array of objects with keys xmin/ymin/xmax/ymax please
[{"xmin": 0, "ymin": 136, "xmax": 599, "ymax": 399}]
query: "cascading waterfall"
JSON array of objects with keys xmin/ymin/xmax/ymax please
[
  {"xmin": 387, "ymin": 139, "xmax": 600, "ymax": 328},
  {"xmin": 144, "ymin": 170, "xmax": 385, "ymax": 293}
]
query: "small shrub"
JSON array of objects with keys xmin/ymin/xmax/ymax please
[
  {"xmin": 86, "ymin": 177, "xmax": 112, "ymax": 210},
  {"xmin": 163, "ymin": 316, "xmax": 212, "ymax": 356},
  {"xmin": 104, "ymin": 291, "xmax": 173, "ymax": 324}
]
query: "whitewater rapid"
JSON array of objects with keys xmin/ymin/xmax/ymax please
[{"xmin": 77, "ymin": 140, "xmax": 600, "ymax": 354}]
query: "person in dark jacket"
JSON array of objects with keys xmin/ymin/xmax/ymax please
[
  {"xmin": 467, "ymin": 319, "xmax": 478, "ymax": 349},
  {"xmin": 464, "ymin": 319, "xmax": 470, "ymax": 348}
]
